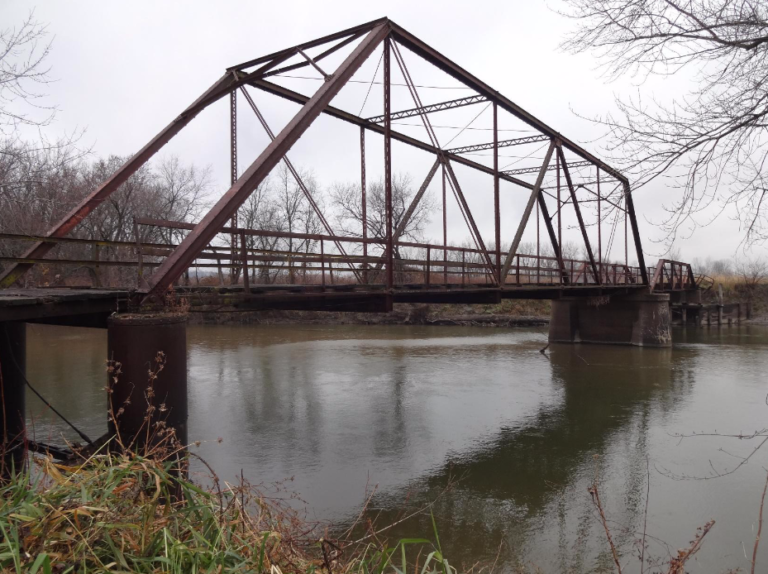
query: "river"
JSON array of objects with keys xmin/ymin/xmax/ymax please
[{"xmin": 23, "ymin": 323, "xmax": 768, "ymax": 572}]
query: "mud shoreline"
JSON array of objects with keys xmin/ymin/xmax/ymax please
[{"xmin": 188, "ymin": 303, "xmax": 550, "ymax": 328}]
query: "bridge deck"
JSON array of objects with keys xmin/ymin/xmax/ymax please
[{"xmin": 0, "ymin": 284, "xmax": 648, "ymax": 326}]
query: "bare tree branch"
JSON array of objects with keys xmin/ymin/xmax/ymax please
[{"xmin": 560, "ymin": 0, "xmax": 768, "ymax": 246}]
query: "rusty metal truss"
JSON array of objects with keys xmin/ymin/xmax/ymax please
[{"xmin": 0, "ymin": 17, "xmax": 652, "ymax": 300}]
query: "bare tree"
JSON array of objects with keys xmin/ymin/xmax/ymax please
[
  {"xmin": 331, "ymin": 173, "xmax": 434, "ymax": 244},
  {"xmin": 735, "ymin": 257, "xmax": 767, "ymax": 318},
  {"xmin": 0, "ymin": 12, "xmax": 87, "ymax": 218},
  {"xmin": 239, "ymin": 176, "xmax": 284, "ymax": 283},
  {"xmin": 0, "ymin": 152, "xmax": 210, "ymax": 286},
  {"xmin": 0, "ymin": 10, "xmax": 55, "ymax": 133},
  {"xmin": 272, "ymin": 163, "xmax": 321, "ymax": 283},
  {"xmin": 559, "ymin": 1, "xmax": 768, "ymax": 245}
]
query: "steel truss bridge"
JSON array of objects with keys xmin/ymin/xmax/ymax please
[{"xmin": 0, "ymin": 18, "xmax": 705, "ymax": 323}]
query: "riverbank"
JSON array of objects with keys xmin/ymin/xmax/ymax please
[
  {"xmin": 189, "ymin": 300, "xmax": 551, "ymax": 327},
  {"xmin": 3, "ymin": 448, "xmax": 459, "ymax": 574}
]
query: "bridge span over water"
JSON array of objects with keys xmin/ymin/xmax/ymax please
[{"xmin": 0, "ymin": 19, "xmax": 707, "ymax": 461}]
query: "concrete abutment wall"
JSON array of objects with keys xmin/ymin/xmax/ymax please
[{"xmin": 549, "ymin": 292, "xmax": 671, "ymax": 347}]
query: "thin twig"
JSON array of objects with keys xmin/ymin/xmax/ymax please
[
  {"xmin": 641, "ymin": 456, "xmax": 650, "ymax": 574},
  {"xmin": 589, "ymin": 458, "xmax": 622, "ymax": 574},
  {"xmin": 751, "ymin": 469, "xmax": 768, "ymax": 574}
]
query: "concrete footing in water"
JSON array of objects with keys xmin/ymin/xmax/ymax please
[
  {"xmin": 549, "ymin": 292, "xmax": 672, "ymax": 347},
  {"xmin": 107, "ymin": 313, "xmax": 188, "ymax": 447}
]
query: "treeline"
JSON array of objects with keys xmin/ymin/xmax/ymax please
[
  {"xmin": 0, "ymin": 142, "xmax": 436, "ymax": 287},
  {"xmin": 0, "ymin": 141, "xmax": 210, "ymax": 286}
]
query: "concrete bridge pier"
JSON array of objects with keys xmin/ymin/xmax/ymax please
[
  {"xmin": 0, "ymin": 322, "xmax": 26, "ymax": 475},
  {"xmin": 107, "ymin": 314, "xmax": 188, "ymax": 450},
  {"xmin": 549, "ymin": 292, "xmax": 672, "ymax": 347}
]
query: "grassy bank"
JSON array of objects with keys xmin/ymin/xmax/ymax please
[{"xmin": 0, "ymin": 448, "xmax": 461, "ymax": 574}]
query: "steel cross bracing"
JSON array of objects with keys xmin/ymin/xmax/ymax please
[
  {"xmin": 366, "ymin": 94, "xmax": 487, "ymax": 123},
  {"xmin": 0, "ymin": 17, "xmax": 655, "ymax": 301},
  {"xmin": 446, "ymin": 134, "xmax": 549, "ymax": 155},
  {"xmin": 504, "ymin": 160, "xmax": 593, "ymax": 177}
]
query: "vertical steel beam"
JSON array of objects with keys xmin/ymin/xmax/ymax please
[
  {"xmin": 625, "ymin": 200, "xmax": 628, "ymax": 268},
  {"xmin": 500, "ymin": 141, "xmax": 555, "ymax": 280},
  {"xmin": 240, "ymin": 231, "xmax": 249, "ymax": 292},
  {"xmin": 557, "ymin": 145, "xmax": 600, "ymax": 285},
  {"xmin": 143, "ymin": 24, "xmax": 389, "ymax": 298},
  {"xmin": 442, "ymin": 164, "xmax": 447, "ymax": 284},
  {"xmin": 623, "ymin": 180, "xmax": 648, "ymax": 284},
  {"xmin": 230, "ymin": 90, "xmax": 239, "ymax": 284},
  {"xmin": 493, "ymin": 104, "xmax": 501, "ymax": 284},
  {"xmin": 133, "ymin": 220, "xmax": 144, "ymax": 288},
  {"xmin": 536, "ymin": 193, "xmax": 540, "ymax": 284},
  {"xmin": 384, "ymin": 36, "xmax": 394, "ymax": 290},
  {"xmin": 320, "ymin": 239, "xmax": 325, "ymax": 287},
  {"xmin": 0, "ymin": 72, "xmax": 239, "ymax": 288},
  {"xmin": 597, "ymin": 166, "xmax": 602, "ymax": 280},
  {"xmin": 557, "ymin": 152, "xmax": 562, "ymax": 250},
  {"xmin": 360, "ymin": 127, "xmax": 368, "ymax": 283}
]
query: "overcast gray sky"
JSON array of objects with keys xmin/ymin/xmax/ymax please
[{"xmin": 3, "ymin": 0, "xmax": 752, "ymax": 264}]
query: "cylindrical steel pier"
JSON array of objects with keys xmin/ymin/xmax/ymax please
[
  {"xmin": 0, "ymin": 322, "xmax": 26, "ymax": 474},
  {"xmin": 107, "ymin": 314, "xmax": 188, "ymax": 449}
]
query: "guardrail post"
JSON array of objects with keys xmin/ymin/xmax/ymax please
[
  {"xmin": 216, "ymin": 248, "xmax": 224, "ymax": 286},
  {"xmin": 320, "ymin": 240, "xmax": 325, "ymax": 287},
  {"xmin": 240, "ymin": 231, "xmax": 249, "ymax": 292},
  {"xmin": 426, "ymin": 247, "xmax": 430, "ymax": 287},
  {"xmin": 133, "ymin": 220, "xmax": 144, "ymax": 289},
  {"xmin": 92, "ymin": 244, "xmax": 102, "ymax": 287}
]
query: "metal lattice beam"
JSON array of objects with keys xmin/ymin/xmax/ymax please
[
  {"xmin": 367, "ymin": 95, "xmax": 486, "ymax": 123},
  {"xmin": 504, "ymin": 160, "xmax": 592, "ymax": 176},
  {"xmin": 446, "ymin": 134, "xmax": 549, "ymax": 155}
]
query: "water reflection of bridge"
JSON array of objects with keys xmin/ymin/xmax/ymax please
[{"xmin": 355, "ymin": 343, "xmax": 694, "ymax": 571}]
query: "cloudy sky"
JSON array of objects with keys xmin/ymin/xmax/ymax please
[{"xmin": 3, "ymin": 0, "xmax": 749, "ymax": 264}]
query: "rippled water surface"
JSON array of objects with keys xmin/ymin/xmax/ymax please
[{"xmin": 24, "ymin": 323, "xmax": 768, "ymax": 572}]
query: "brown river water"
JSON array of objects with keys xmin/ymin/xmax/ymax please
[{"xmin": 23, "ymin": 323, "xmax": 768, "ymax": 572}]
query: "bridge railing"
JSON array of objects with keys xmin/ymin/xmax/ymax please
[
  {"xmin": 1, "ymin": 222, "xmax": 649, "ymax": 290},
  {"xmin": 648, "ymin": 259, "xmax": 702, "ymax": 292}
]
